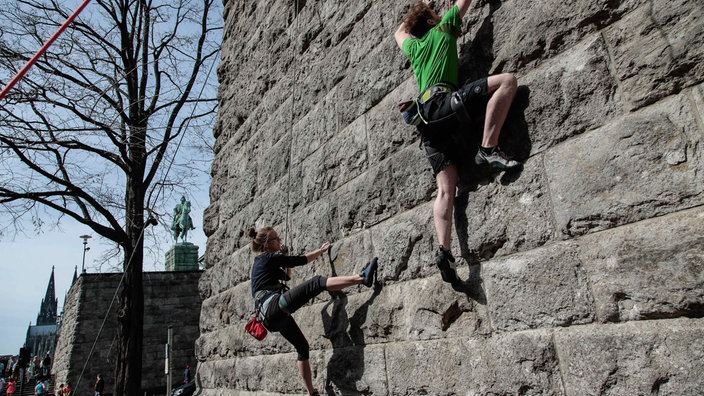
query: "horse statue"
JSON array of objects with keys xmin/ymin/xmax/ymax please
[{"xmin": 171, "ymin": 196, "xmax": 195, "ymax": 243}]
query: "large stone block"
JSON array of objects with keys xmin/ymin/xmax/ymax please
[
  {"xmin": 545, "ymin": 94, "xmax": 704, "ymax": 237},
  {"xmin": 368, "ymin": 211, "xmax": 434, "ymax": 283},
  {"xmin": 456, "ymin": 154, "xmax": 556, "ymax": 261},
  {"xmin": 386, "ymin": 331, "xmax": 563, "ymax": 395},
  {"xmin": 230, "ymin": 352, "xmax": 306, "ymax": 394},
  {"xmin": 691, "ymin": 83, "xmax": 704, "ymax": 137},
  {"xmin": 579, "ymin": 206, "xmax": 704, "ymax": 322},
  {"xmin": 554, "ymin": 318, "xmax": 704, "ymax": 396},
  {"xmin": 199, "ymin": 286, "xmax": 244, "ymax": 334},
  {"xmin": 365, "ymin": 78, "xmax": 422, "ymax": 164},
  {"xmin": 604, "ymin": 0, "xmax": 704, "ymax": 110},
  {"xmin": 519, "ymin": 35, "xmax": 622, "ymax": 153},
  {"xmin": 319, "ymin": 345, "xmax": 388, "ymax": 395},
  {"xmin": 469, "ymin": 0, "xmax": 647, "ymax": 73},
  {"xmin": 199, "ymin": 242, "xmax": 252, "ymax": 299},
  {"xmin": 325, "ymin": 145, "xmax": 433, "ymax": 235},
  {"xmin": 294, "ymin": 115, "xmax": 370, "ymax": 205},
  {"xmin": 483, "ymin": 241, "xmax": 595, "ymax": 332}
]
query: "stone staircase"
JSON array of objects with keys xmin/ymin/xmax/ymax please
[{"xmin": 19, "ymin": 376, "xmax": 54, "ymax": 396}]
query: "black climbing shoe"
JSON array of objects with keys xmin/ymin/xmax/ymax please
[
  {"xmin": 360, "ymin": 257, "xmax": 378, "ymax": 287},
  {"xmin": 436, "ymin": 246, "xmax": 462, "ymax": 285},
  {"xmin": 475, "ymin": 146, "xmax": 521, "ymax": 170}
]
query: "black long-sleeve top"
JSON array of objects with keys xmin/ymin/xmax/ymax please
[{"xmin": 250, "ymin": 252, "xmax": 307, "ymax": 298}]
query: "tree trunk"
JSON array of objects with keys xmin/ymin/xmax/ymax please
[
  {"xmin": 114, "ymin": 183, "xmax": 145, "ymax": 395},
  {"xmin": 115, "ymin": 123, "xmax": 147, "ymax": 394}
]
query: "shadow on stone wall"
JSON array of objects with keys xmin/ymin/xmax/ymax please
[
  {"xmin": 450, "ymin": 0, "xmax": 532, "ymax": 304},
  {"xmin": 320, "ymin": 257, "xmax": 382, "ymax": 394},
  {"xmin": 459, "ymin": 0, "xmax": 502, "ymax": 81},
  {"xmin": 451, "ymin": 86, "xmax": 531, "ymax": 304},
  {"xmin": 455, "ymin": 0, "xmax": 532, "ymax": 187}
]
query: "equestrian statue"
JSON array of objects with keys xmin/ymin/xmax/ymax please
[{"xmin": 171, "ymin": 196, "xmax": 195, "ymax": 243}]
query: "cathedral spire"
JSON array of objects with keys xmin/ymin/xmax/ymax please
[{"xmin": 36, "ymin": 266, "xmax": 58, "ymax": 326}]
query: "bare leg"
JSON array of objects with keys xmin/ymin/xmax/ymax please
[
  {"xmin": 326, "ymin": 275, "xmax": 363, "ymax": 291},
  {"xmin": 297, "ymin": 360, "xmax": 316, "ymax": 395},
  {"xmin": 433, "ymin": 164, "xmax": 458, "ymax": 250},
  {"xmin": 481, "ymin": 73, "xmax": 517, "ymax": 148}
]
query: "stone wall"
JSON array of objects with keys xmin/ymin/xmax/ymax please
[
  {"xmin": 199, "ymin": 0, "xmax": 704, "ymax": 394},
  {"xmin": 53, "ymin": 271, "xmax": 202, "ymax": 395}
]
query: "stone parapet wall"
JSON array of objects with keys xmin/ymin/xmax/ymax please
[
  {"xmin": 200, "ymin": 0, "xmax": 704, "ymax": 394},
  {"xmin": 52, "ymin": 271, "xmax": 202, "ymax": 395}
]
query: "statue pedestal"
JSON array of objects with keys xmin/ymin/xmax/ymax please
[{"xmin": 165, "ymin": 243, "xmax": 200, "ymax": 271}]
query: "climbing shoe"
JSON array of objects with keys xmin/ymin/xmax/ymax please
[
  {"xmin": 475, "ymin": 146, "xmax": 521, "ymax": 170},
  {"xmin": 436, "ymin": 246, "xmax": 462, "ymax": 285},
  {"xmin": 360, "ymin": 257, "xmax": 378, "ymax": 287}
]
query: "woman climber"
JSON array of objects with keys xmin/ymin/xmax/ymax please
[{"xmin": 248, "ymin": 226, "xmax": 378, "ymax": 396}]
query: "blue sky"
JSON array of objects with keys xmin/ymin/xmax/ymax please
[{"xmin": 0, "ymin": 198, "xmax": 209, "ymax": 356}]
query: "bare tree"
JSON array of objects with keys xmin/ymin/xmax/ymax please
[{"xmin": 0, "ymin": 0, "xmax": 220, "ymax": 393}]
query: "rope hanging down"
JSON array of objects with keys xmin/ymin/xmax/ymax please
[
  {"xmin": 0, "ymin": 0, "xmax": 93, "ymax": 102},
  {"xmin": 284, "ymin": 0, "xmax": 301, "ymax": 249}
]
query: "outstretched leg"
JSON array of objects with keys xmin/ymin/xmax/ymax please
[
  {"xmin": 325, "ymin": 258, "xmax": 378, "ymax": 291},
  {"xmin": 326, "ymin": 275, "xmax": 364, "ymax": 291},
  {"xmin": 281, "ymin": 270, "xmax": 376, "ymax": 313}
]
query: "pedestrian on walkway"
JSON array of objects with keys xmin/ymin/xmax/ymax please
[
  {"xmin": 94, "ymin": 374, "xmax": 104, "ymax": 396},
  {"xmin": 61, "ymin": 380, "xmax": 73, "ymax": 396},
  {"xmin": 6, "ymin": 378, "xmax": 16, "ymax": 396}
]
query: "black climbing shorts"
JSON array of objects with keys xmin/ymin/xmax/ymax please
[{"xmin": 417, "ymin": 77, "xmax": 489, "ymax": 176}]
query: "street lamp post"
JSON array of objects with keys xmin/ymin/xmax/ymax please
[{"xmin": 80, "ymin": 234, "xmax": 92, "ymax": 273}]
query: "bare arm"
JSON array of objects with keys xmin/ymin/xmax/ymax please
[
  {"xmin": 456, "ymin": 0, "xmax": 472, "ymax": 17},
  {"xmin": 305, "ymin": 242, "xmax": 332, "ymax": 263},
  {"xmin": 395, "ymin": 22, "xmax": 413, "ymax": 50}
]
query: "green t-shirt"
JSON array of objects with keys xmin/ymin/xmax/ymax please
[{"xmin": 402, "ymin": 5, "xmax": 462, "ymax": 92}]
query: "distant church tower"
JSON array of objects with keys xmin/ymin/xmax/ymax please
[
  {"xmin": 25, "ymin": 266, "xmax": 59, "ymax": 358},
  {"xmin": 37, "ymin": 266, "xmax": 58, "ymax": 325}
]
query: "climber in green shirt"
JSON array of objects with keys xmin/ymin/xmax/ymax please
[{"xmin": 395, "ymin": 0, "xmax": 521, "ymax": 285}]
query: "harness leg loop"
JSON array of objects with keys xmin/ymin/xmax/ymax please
[{"xmin": 450, "ymin": 91, "xmax": 472, "ymax": 124}]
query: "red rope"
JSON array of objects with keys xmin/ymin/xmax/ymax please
[{"xmin": 0, "ymin": 0, "xmax": 93, "ymax": 102}]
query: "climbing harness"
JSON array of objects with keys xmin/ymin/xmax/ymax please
[
  {"xmin": 398, "ymin": 83, "xmax": 471, "ymax": 127},
  {"xmin": 450, "ymin": 91, "xmax": 472, "ymax": 124},
  {"xmin": 257, "ymin": 292, "xmax": 280, "ymax": 322}
]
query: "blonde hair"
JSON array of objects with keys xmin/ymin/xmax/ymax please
[{"xmin": 247, "ymin": 226, "xmax": 275, "ymax": 252}]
